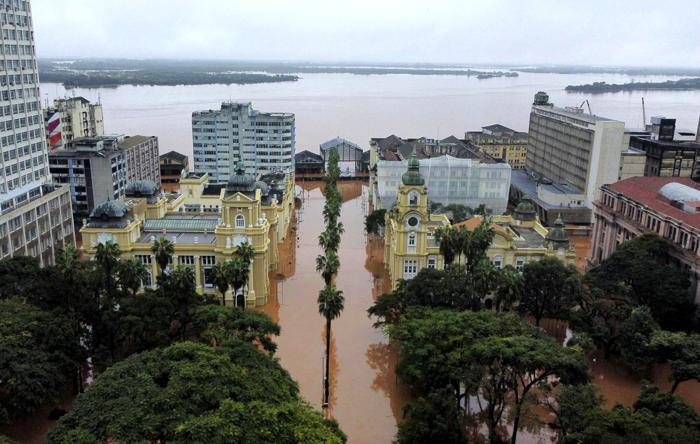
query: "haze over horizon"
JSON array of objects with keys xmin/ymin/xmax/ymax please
[{"xmin": 32, "ymin": 0, "xmax": 700, "ymax": 68}]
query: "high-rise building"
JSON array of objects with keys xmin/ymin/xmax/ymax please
[
  {"xmin": 524, "ymin": 92, "xmax": 625, "ymax": 208},
  {"xmin": 0, "ymin": 0, "xmax": 75, "ymax": 265},
  {"xmin": 45, "ymin": 97, "xmax": 104, "ymax": 148},
  {"xmin": 49, "ymin": 136, "xmax": 127, "ymax": 219},
  {"xmin": 192, "ymin": 102, "xmax": 295, "ymax": 181},
  {"xmin": 118, "ymin": 135, "xmax": 161, "ymax": 186}
]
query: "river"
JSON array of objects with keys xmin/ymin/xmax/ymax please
[{"xmin": 41, "ymin": 71, "xmax": 700, "ymax": 158}]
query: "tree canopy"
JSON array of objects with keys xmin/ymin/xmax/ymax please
[{"xmin": 47, "ymin": 341, "xmax": 346, "ymax": 443}]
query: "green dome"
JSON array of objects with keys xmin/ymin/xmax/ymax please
[
  {"xmin": 546, "ymin": 214, "xmax": 569, "ymax": 247},
  {"xmin": 401, "ymin": 148, "xmax": 424, "ymax": 186},
  {"xmin": 226, "ymin": 161, "xmax": 256, "ymax": 193},
  {"xmin": 514, "ymin": 197, "xmax": 536, "ymax": 221}
]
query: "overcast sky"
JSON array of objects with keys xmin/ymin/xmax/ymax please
[{"xmin": 31, "ymin": 0, "xmax": 700, "ymax": 67}]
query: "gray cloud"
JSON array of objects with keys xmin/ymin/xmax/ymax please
[{"xmin": 31, "ymin": 0, "xmax": 700, "ymax": 66}]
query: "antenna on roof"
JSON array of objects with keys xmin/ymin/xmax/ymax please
[{"xmin": 642, "ymin": 97, "xmax": 647, "ymax": 128}]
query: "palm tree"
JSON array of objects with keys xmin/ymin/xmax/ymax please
[
  {"xmin": 494, "ymin": 265, "xmax": 523, "ymax": 312},
  {"xmin": 435, "ymin": 226, "xmax": 459, "ymax": 266},
  {"xmin": 318, "ymin": 222, "xmax": 344, "ymax": 252},
  {"xmin": 211, "ymin": 261, "xmax": 231, "ymax": 306},
  {"xmin": 236, "ymin": 241, "xmax": 255, "ymax": 267},
  {"xmin": 151, "ymin": 237, "xmax": 174, "ymax": 274},
  {"xmin": 318, "ymin": 284, "xmax": 344, "ymax": 408},
  {"xmin": 316, "ymin": 250, "xmax": 340, "ymax": 286},
  {"xmin": 117, "ymin": 258, "xmax": 148, "ymax": 296},
  {"xmin": 228, "ymin": 257, "xmax": 250, "ymax": 308},
  {"xmin": 95, "ymin": 240, "xmax": 121, "ymax": 300}
]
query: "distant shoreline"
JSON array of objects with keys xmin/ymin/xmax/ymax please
[
  {"xmin": 38, "ymin": 58, "xmax": 518, "ymax": 88},
  {"xmin": 565, "ymin": 78, "xmax": 700, "ymax": 93}
]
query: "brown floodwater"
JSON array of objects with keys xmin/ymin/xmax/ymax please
[
  {"xmin": 3, "ymin": 180, "xmax": 698, "ymax": 444},
  {"xmin": 259, "ymin": 181, "xmax": 410, "ymax": 444}
]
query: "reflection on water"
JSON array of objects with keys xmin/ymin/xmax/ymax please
[{"xmin": 259, "ymin": 181, "xmax": 410, "ymax": 443}]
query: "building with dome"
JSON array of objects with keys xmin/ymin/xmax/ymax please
[
  {"xmin": 591, "ymin": 176, "xmax": 700, "ymax": 304},
  {"xmin": 383, "ymin": 155, "xmax": 575, "ymax": 290},
  {"xmin": 79, "ymin": 166, "xmax": 295, "ymax": 307}
]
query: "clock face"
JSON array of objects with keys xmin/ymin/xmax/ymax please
[{"xmin": 407, "ymin": 216, "xmax": 419, "ymax": 227}]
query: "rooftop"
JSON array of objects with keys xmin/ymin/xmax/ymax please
[
  {"xmin": 118, "ymin": 135, "xmax": 155, "ymax": 149},
  {"xmin": 373, "ymin": 135, "xmax": 495, "ymax": 163},
  {"xmin": 605, "ymin": 176, "xmax": 700, "ymax": 230},
  {"xmin": 143, "ymin": 217, "xmax": 219, "ymax": 232},
  {"xmin": 533, "ymin": 104, "xmax": 616, "ymax": 123},
  {"xmin": 160, "ymin": 150, "xmax": 188, "ymax": 162},
  {"xmin": 320, "ymin": 137, "xmax": 362, "ymax": 151}
]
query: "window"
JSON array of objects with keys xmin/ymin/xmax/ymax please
[
  {"xmin": 136, "ymin": 255, "xmax": 153, "ymax": 288},
  {"xmin": 180, "ymin": 255, "xmax": 195, "ymax": 266},
  {"xmin": 493, "ymin": 255, "xmax": 503, "ymax": 269},
  {"xmin": 235, "ymin": 214, "xmax": 245, "ymax": 228},
  {"xmin": 201, "ymin": 256, "xmax": 216, "ymax": 287},
  {"xmin": 407, "ymin": 232, "xmax": 416, "ymax": 251},
  {"xmin": 403, "ymin": 259, "xmax": 418, "ymax": 278},
  {"xmin": 515, "ymin": 257, "xmax": 525, "ymax": 271},
  {"xmin": 427, "ymin": 256, "xmax": 436, "ymax": 269},
  {"xmin": 408, "ymin": 191, "xmax": 419, "ymax": 206}
]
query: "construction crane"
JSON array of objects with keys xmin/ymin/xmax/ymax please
[{"xmin": 579, "ymin": 100, "xmax": 593, "ymax": 115}]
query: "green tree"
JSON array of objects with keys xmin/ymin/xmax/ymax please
[
  {"xmin": 319, "ymin": 222, "xmax": 345, "ymax": 251},
  {"xmin": 94, "ymin": 240, "xmax": 121, "ymax": 300},
  {"xmin": 618, "ymin": 306, "xmax": 660, "ymax": 373},
  {"xmin": 116, "ymin": 257, "xmax": 148, "ymax": 296},
  {"xmin": 47, "ymin": 342, "xmax": 345, "ymax": 443},
  {"xmin": 191, "ymin": 304, "xmax": 280, "ymax": 352},
  {"xmin": 151, "ymin": 236, "xmax": 175, "ymax": 274},
  {"xmin": 316, "ymin": 249, "xmax": 340, "ymax": 286},
  {"xmin": 543, "ymin": 383, "xmax": 602, "ymax": 440},
  {"xmin": 396, "ymin": 388, "xmax": 465, "ymax": 444},
  {"xmin": 211, "ymin": 261, "xmax": 231, "ymax": 305},
  {"xmin": 435, "ymin": 226, "xmax": 460, "ymax": 266},
  {"xmin": 586, "ymin": 234, "xmax": 693, "ymax": 329},
  {"xmin": 364, "ymin": 209, "xmax": 386, "ymax": 235},
  {"xmin": 318, "ymin": 285, "xmax": 344, "ymax": 407},
  {"xmin": 562, "ymin": 384, "xmax": 700, "ymax": 444},
  {"xmin": 493, "ymin": 265, "xmax": 523, "ymax": 312},
  {"xmin": 0, "ymin": 299, "xmax": 77, "ymax": 422},
  {"xmin": 650, "ymin": 330, "xmax": 700, "ymax": 393},
  {"xmin": 520, "ymin": 256, "xmax": 581, "ymax": 326}
]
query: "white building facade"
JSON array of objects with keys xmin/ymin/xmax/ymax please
[
  {"xmin": 0, "ymin": 0, "xmax": 76, "ymax": 265},
  {"xmin": 374, "ymin": 155, "xmax": 511, "ymax": 214},
  {"xmin": 192, "ymin": 102, "xmax": 295, "ymax": 181}
]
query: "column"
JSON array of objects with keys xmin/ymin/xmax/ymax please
[{"xmin": 194, "ymin": 255, "xmax": 202, "ymax": 293}]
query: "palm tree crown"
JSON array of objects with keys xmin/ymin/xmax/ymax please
[
  {"xmin": 318, "ymin": 285, "xmax": 345, "ymax": 321},
  {"xmin": 151, "ymin": 237, "xmax": 174, "ymax": 273}
]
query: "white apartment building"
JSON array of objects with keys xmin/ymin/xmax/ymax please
[
  {"xmin": 0, "ymin": 0, "xmax": 75, "ymax": 265},
  {"xmin": 47, "ymin": 96, "xmax": 104, "ymax": 148},
  {"xmin": 375, "ymin": 155, "xmax": 511, "ymax": 214},
  {"xmin": 526, "ymin": 92, "xmax": 625, "ymax": 208},
  {"xmin": 192, "ymin": 102, "xmax": 295, "ymax": 181}
]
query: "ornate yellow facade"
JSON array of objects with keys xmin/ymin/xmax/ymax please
[
  {"xmin": 80, "ymin": 167, "xmax": 295, "ymax": 307},
  {"xmin": 384, "ymin": 157, "xmax": 575, "ymax": 290},
  {"xmin": 384, "ymin": 151, "xmax": 450, "ymax": 289}
]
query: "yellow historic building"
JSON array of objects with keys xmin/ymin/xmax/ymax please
[
  {"xmin": 384, "ymin": 155, "xmax": 575, "ymax": 289},
  {"xmin": 384, "ymin": 152, "xmax": 451, "ymax": 289},
  {"xmin": 80, "ymin": 165, "xmax": 295, "ymax": 307}
]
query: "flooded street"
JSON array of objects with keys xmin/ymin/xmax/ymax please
[{"xmin": 260, "ymin": 181, "xmax": 410, "ymax": 444}]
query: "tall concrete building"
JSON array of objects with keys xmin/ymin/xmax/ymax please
[
  {"xmin": 525, "ymin": 92, "xmax": 625, "ymax": 208},
  {"xmin": 45, "ymin": 96, "xmax": 104, "ymax": 148},
  {"xmin": 0, "ymin": 0, "xmax": 75, "ymax": 265},
  {"xmin": 192, "ymin": 102, "xmax": 295, "ymax": 181},
  {"xmin": 49, "ymin": 136, "xmax": 127, "ymax": 219},
  {"xmin": 118, "ymin": 135, "xmax": 160, "ymax": 186}
]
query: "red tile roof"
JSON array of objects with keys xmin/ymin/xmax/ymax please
[{"xmin": 605, "ymin": 176, "xmax": 700, "ymax": 230}]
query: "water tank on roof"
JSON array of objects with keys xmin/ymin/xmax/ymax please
[{"xmin": 659, "ymin": 182, "xmax": 700, "ymax": 203}]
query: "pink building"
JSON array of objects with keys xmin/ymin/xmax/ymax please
[{"xmin": 590, "ymin": 176, "xmax": 700, "ymax": 303}]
